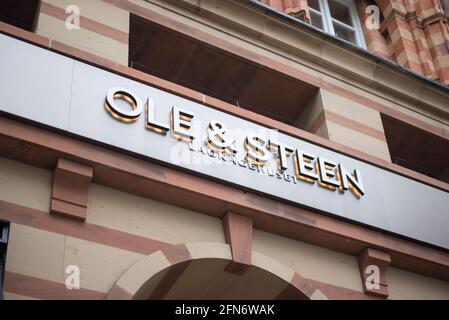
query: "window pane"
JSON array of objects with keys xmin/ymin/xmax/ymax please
[
  {"xmin": 0, "ymin": 0, "xmax": 41, "ymax": 32},
  {"xmin": 333, "ymin": 22, "xmax": 356, "ymax": 44},
  {"xmin": 308, "ymin": 0, "xmax": 321, "ymax": 11},
  {"xmin": 328, "ymin": 0, "xmax": 353, "ymax": 26},
  {"xmin": 310, "ymin": 11, "xmax": 324, "ymax": 30}
]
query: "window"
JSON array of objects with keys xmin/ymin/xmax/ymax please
[
  {"xmin": 308, "ymin": 0, "xmax": 365, "ymax": 48},
  {"xmin": 0, "ymin": 222, "xmax": 9, "ymax": 300},
  {"xmin": 129, "ymin": 14, "xmax": 318, "ymax": 126},
  {"xmin": 0, "ymin": 224, "xmax": 8, "ymax": 244},
  {"xmin": 0, "ymin": 0, "xmax": 41, "ymax": 32},
  {"xmin": 381, "ymin": 115, "xmax": 449, "ymax": 184}
]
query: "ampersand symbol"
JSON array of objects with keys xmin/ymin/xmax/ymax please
[{"xmin": 207, "ymin": 120, "xmax": 237, "ymax": 154}]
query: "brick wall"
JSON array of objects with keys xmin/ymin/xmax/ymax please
[{"xmin": 261, "ymin": 0, "xmax": 449, "ymax": 85}]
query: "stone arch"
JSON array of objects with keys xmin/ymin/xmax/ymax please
[{"xmin": 107, "ymin": 242, "xmax": 329, "ymax": 300}]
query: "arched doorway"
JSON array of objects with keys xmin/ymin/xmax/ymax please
[{"xmin": 107, "ymin": 242, "xmax": 328, "ymax": 300}]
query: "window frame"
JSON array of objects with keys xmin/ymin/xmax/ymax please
[
  {"xmin": 0, "ymin": 226, "xmax": 8, "ymax": 244},
  {"xmin": 308, "ymin": 0, "xmax": 366, "ymax": 49}
]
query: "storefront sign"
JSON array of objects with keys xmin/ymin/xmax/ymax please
[
  {"xmin": 1, "ymin": 34, "xmax": 449, "ymax": 249},
  {"xmin": 104, "ymin": 87, "xmax": 366, "ymax": 198}
]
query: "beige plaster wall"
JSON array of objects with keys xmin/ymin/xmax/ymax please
[
  {"xmin": 1, "ymin": 157, "xmax": 449, "ymax": 299},
  {"xmin": 387, "ymin": 267, "xmax": 449, "ymax": 300},
  {"xmin": 253, "ymin": 229, "xmax": 363, "ymax": 292},
  {"xmin": 86, "ymin": 184, "xmax": 226, "ymax": 245},
  {"xmin": 0, "ymin": 157, "xmax": 51, "ymax": 212}
]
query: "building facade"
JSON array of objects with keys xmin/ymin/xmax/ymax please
[{"xmin": 0, "ymin": 0, "xmax": 449, "ymax": 300}]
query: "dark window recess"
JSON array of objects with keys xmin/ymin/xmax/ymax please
[
  {"xmin": 443, "ymin": 0, "xmax": 449, "ymax": 18},
  {"xmin": 128, "ymin": 14, "xmax": 318, "ymax": 126},
  {"xmin": 0, "ymin": 0, "xmax": 41, "ymax": 32},
  {"xmin": 382, "ymin": 115, "xmax": 449, "ymax": 183},
  {"xmin": 0, "ymin": 221, "xmax": 9, "ymax": 300}
]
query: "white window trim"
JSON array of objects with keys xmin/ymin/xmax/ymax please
[{"xmin": 309, "ymin": 0, "xmax": 366, "ymax": 49}]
